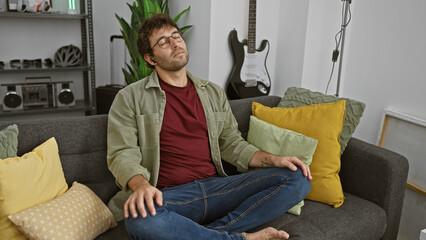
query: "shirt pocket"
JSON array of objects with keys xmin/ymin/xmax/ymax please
[
  {"xmin": 213, "ymin": 111, "xmax": 226, "ymax": 134},
  {"xmin": 136, "ymin": 113, "xmax": 160, "ymax": 150}
]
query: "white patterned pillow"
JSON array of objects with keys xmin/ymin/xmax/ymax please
[{"xmin": 8, "ymin": 182, "xmax": 117, "ymax": 240}]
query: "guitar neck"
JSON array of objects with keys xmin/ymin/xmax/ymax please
[{"xmin": 248, "ymin": 0, "xmax": 256, "ymax": 54}]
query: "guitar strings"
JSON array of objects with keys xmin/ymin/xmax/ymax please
[{"xmin": 325, "ymin": 0, "xmax": 352, "ymax": 95}]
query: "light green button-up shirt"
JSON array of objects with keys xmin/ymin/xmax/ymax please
[{"xmin": 107, "ymin": 70, "xmax": 259, "ymax": 221}]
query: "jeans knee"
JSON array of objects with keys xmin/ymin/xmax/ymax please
[
  {"xmin": 124, "ymin": 209, "xmax": 168, "ymax": 240},
  {"xmin": 292, "ymin": 169, "xmax": 311, "ymax": 198},
  {"xmin": 272, "ymin": 168, "xmax": 311, "ymax": 199}
]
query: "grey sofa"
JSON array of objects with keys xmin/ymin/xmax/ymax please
[{"xmin": 0, "ymin": 95, "xmax": 408, "ymax": 240}]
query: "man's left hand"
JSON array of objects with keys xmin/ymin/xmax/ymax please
[{"xmin": 249, "ymin": 151, "xmax": 312, "ymax": 180}]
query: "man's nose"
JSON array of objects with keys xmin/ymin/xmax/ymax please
[{"xmin": 169, "ymin": 37, "xmax": 180, "ymax": 48}]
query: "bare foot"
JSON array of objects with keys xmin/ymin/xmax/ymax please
[{"xmin": 243, "ymin": 227, "xmax": 289, "ymax": 240}]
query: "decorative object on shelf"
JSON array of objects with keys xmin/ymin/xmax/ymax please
[
  {"xmin": 6, "ymin": 0, "xmax": 18, "ymax": 11},
  {"xmin": 16, "ymin": 0, "xmax": 36, "ymax": 12},
  {"xmin": 0, "ymin": 84, "xmax": 23, "ymax": 111},
  {"xmin": 22, "ymin": 58, "xmax": 42, "ymax": 68},
  {"xmin": 56, "ymin": 81, "xmax": 75, "ymax": 107},
  {"xmin": 48, "ymin": 0, "xmax": 76, "ymax": 14},
  {"xmin": 54, "ymin": 44, "xmax": 82, "ymax": 67},
  {"xmin": 13, "ymin": 0, "xmax": 57, "ymax": 13},
  {"xmin": 0, "ymin": 0, "xmax": 7, "ymax": 12},
  {"xmin": 43, "ymin": 58, "xmax": 52, "ymax": 68},
  {"xmin": 9, "ymin": 59, "xmax": 21, "ymax": 69},
  {"xmin": 2, "ymin": 58, "xmax": 61, "ymax": 70},
  {"xmin": 226, "ymin": 0, "xmax": 271, "ymax": 100},
  {"xmin": 21, "ymin": 76, "xmax": 56, "ymax": 109},
  {"xmin": 66, "ymin": 0, "xmax": 77, "ymax": 14},
  {"xmin": 115, "ymin": 0, "xmax": 192, "ymax": 85},
  {"xmin": 0, "ymin": 76, "xmax": 75, "ymax": 112}
]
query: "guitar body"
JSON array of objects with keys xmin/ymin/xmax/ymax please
[{"xmin": 226, "ymin": 29, "xmax": 271, "ymax": 100}]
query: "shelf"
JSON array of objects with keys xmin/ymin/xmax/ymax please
[
  {"xmin": 0, "ymin": 100, "xmax": 92, "ymax": 117},
  {"xmin": 0, "ymin": 12, "xmax": 87, "ymax": 19},
  {"xmin": 0, "ymin": 0, "xmax": 96, "ymax": 117},
  {"xmin": 0, "ymin": 66, "xmax": 91, "ymax": 74}
]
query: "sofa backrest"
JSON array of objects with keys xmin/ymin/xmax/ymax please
[
  {"xmin": 228, "ymin": 96, "xmax": 281, "ymax": 139},
  {"xmin": 0, "ymin": 95, "xmax": 281, "ymax": 203},
  {"xmin": 0, "ymin": 115, "xmax": 117, "ymax": 203}
]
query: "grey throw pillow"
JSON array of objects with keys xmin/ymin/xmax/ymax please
[
  {"xmin": 278, "ymin": 87, "xmax": 366, "ymax": 154},
  {"xmin": 0, "ymin": 124, "xmax": 19, "ymax": 159}
]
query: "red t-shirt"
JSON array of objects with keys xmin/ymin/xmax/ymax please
[{"xmin": 157, "ymin": 78, "xmax": 218, "ymax": 189}]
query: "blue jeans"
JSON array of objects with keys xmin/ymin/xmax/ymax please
[{"xmin": 125, "ymin": 168, "xmax": 311, "ymax": 240}]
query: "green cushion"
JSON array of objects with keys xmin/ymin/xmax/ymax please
[
  {"xmin": 0, "ymin": 124, "xmax": 19, "ymax": 159},
  {"xmin": 247, "ymin": 116, "xmax": 318, "ymax": 215},
  {"xmin": 278, "ymin": 87, "xmax": 366, "ymax": 154}
]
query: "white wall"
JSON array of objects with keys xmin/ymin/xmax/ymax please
[
  {"xmin": 302, "ymin": 0, "xmax": 426, "ymax": 145},
  {"xmin": 92, "ymin": 0, "xmax": 133, "ymax": 87},
  {"xmin": 275, "ymin": 0, "xmax": 309, "ymax": 96},
  {"xmin": 343, "ymin": 0, "xmax": 426, "ymax": 145},
  {"xmin": 301, "ymin": 0, "xmax": 345, "ymax": 93}
]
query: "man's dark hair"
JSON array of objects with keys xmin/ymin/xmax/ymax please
[{"xmin": 137, "ymin": 13, "xmax": 180, "ymax": 68}]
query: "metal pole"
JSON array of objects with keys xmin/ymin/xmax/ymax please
[{"xmin": 336, "ymin": 0, "xmax": 351, "ymax": 97}]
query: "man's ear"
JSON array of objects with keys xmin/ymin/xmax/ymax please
[{"xmin": 144, "ymin": 54, "xmax": 157, "ymax": 65}]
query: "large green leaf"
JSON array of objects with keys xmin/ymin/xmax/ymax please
[
  {"xmin": 180, "ymin": 25, "xmax": 193, "ymax": 35},
  {"xmin": 173, "ymin": 6, "xmax": 190, "ymax": 23},
  {"xmin": 142, "ymin": 0, "xmax": 160, "ymax": 19},
  {"xmin": 160, "ymin": 0, "xmax": 169, "ymax": 14}
]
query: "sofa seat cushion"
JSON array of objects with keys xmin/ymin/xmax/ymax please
[
  {"xmin": 250, "ymin": 193, "xmax": 387, "ymax": 240},
  {"xmin": 95, "ymin": 220, "xmax": 132, "ymax": 240}
]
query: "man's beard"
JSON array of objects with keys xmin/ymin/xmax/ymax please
[{"xmin": 155, "ymin": 48, "xmax": 189, "ymax": 71}]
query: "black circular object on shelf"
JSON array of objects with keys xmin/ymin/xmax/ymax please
[
  {"xmin": 4, "ymin": 93, "xmax": 22, "ymax": 108},
  {"xmin": 58, "ymin": 90, "xmax": 74, "ymax": 105}
]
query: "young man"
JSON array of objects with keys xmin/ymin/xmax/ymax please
[{"xmin": 107, "ymin": 14, "xmax": 311, "ymax": 240}]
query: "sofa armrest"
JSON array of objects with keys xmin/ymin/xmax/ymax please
[{"xmin": 340, "ymin": 137, "xmax": 409, "ymax": 240}]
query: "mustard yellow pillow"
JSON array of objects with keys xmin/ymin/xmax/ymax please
[
  {"xmin": 252, "ymin": 101, "xmax": 346, "ymax": 207},
  {"xmin": 9, "ymin": 182, "xmax": 117, "ymax": 240},
  {"xmin": 0, "ymin": 137, "xmax": 68, "ymax": 240}
]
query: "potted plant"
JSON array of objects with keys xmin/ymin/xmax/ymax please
[{"xmin": 116, "ymin": 0, "xmax": 192, "ymax": 85}]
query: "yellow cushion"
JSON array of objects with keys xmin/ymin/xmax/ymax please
[
  {"xmin": 252, "ymin": 101, "xmax": 346, "ymax": 207},
  {"xmin": 9, "ymin": 182, "xmax": 117, "ymax": 240},
  {"xmin": 0, "ymin": 137, "xmax": 68, "ymax": 240}
]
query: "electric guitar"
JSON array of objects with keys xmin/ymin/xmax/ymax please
[{"xmin": 226, "ymin": 0, "xmax": 271, "ymax": 100}]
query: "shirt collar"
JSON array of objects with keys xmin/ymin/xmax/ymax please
[{"xmin": 145, "ymin": 70, "xmax": 210, "ymax": 89}]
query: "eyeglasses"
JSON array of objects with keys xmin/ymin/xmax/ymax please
[{"xmin": 152, "ymin": 31, "xmax": 183, "ymax": 49}]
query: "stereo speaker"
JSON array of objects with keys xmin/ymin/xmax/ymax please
[
  {"xmin": 1, "ymin": 85, "xmax": 24, "ymax": 111},
  {"xmin": 56, "ymin": 82, "xmax": 75, "ymax": 107}
]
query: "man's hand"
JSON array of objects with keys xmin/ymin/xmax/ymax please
[
  {"xmin": 249, "ymin": 151, "xmax": 312, "ymax": 180},
  {"xmin": 124, "ymin": 175, "xmax": 163, "ymax": 219}
]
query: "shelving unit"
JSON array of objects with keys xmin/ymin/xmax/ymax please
[{"xmin": 0, "ymin": 0, "xmax": 95, "ymax": 118}]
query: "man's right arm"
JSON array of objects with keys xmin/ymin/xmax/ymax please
[
  {"xmin": 107, "ymin": 90, "xmax": 151, "ymax": 191},
  {"xmin": 108, "ymin": 90, "xmax": 162, "ymax": 219}
]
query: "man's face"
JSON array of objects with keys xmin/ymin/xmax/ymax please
[{"xmin": 147, "ymin": 26, "xmax": 189, "ymax": 71}]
